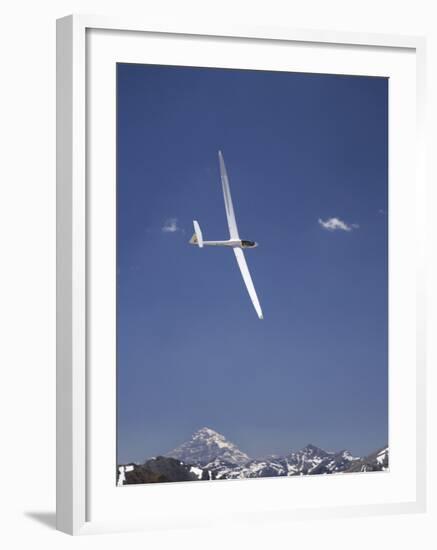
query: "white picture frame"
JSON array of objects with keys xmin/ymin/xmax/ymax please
[{"xmin": 56, "ymin": 14, "xmax": 427, "ymax": 535}]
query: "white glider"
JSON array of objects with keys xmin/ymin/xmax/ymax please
[{"xmin": 189, "ymin": 151, "xmax": 263, "ymax": 319}]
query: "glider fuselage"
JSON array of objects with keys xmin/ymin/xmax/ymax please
[{"xmin": 190, "ymin": 238, "xmax": 258, "ymax": 248}]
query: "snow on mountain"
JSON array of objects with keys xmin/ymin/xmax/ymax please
[
  {"xmin": 117, "ymin": 464, "xmax": 135, "ymax": 486},
  {"xmin": 117, "ymin": 456, "xmax": 216, "ymax": 485},
  {"xmin": 189, "ymin": 465, "xmax": 204, "ymax": 480},
  {"xmin": 284, "ymin": 444, "xmax": 360, "ymax": 476},
  {"xmin": 214, "ymin": 457, "xmax": 288, "ymax": 480},
  {"xmin": 376, "ymin": 447, "xmax": 388, "ymax": 465},
  {"xmin": 344, "ymin": 446, "xmax": 389, "ymax": 473},
  {"xmin": 168, "ymin": 427, "xmax": 250, "ymax": 467},
  {"xmin": 118, "ymin": 428, "xmax": 388, "ymax": 485},
  {"xmin": 166, "ymin": 428, "xmax": 368, "ymax": 480},
  {"xmin": 211, "ymin": 444, "xmax": 361, "ymax": 479}
]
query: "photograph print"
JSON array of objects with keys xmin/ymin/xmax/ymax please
[{"xmin": 116, "ymin": 62, "xmax": 388, "ymax": 486}]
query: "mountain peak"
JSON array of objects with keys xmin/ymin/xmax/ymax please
[
  {"xmin": 168, "ymin": 427, "xmax": 250, "ymax": 467},
  {"xmin": 194, "ymin": 427, "xmax": 222, "ymax": 438},
  {"xmin": 303, "ymin": 443, "xmax": 320, "ymax": 451},
  {"xmin": 301, "ymin": 444, "xmax": 328, "ymax": 455}
]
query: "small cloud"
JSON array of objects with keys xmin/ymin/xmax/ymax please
[
  {"xmin": 378, "ymin": 209, "xmax": 386, "ymax": 215},
  {"xmin": 318, "ymin": 217, "xmax": 358, "ymax": 232},
  {"xmin": 162, "ymin": 218, "xmax": 182, "ymax": 233}
]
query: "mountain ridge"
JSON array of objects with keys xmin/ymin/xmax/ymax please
[{"xmin": 117, "ymin": 427, "xmax": 388, "ymax": 485}]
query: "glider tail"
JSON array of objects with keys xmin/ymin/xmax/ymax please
[{"xmin": 189, "ymin": 220, "xmax": 204, "ymax": 248}]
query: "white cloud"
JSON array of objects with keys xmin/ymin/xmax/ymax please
[
  {"xmin": 162, "ymin": 218, "xmax": 181, "ymax": 233},
  {"xmin": 318, "ymin": 217, "xmax": 358, "ymax": 232}
]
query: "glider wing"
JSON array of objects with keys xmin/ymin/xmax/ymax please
[
  {"xmin": 233, "ymin": 247, "xmax": 263, "ymax": 319},
  {"xmin": 218, "ymin": 151, "xmax": 240, "ymax": 240}
]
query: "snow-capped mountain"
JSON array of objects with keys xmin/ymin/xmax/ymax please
[
  {"xmin": 284, "ymin": 444, "xmax": 359, "ymax": 476},
  {"xmin": 166, "ymin": 428, "xmax": 370, "ymax": 479},
  {"xmin": 211, "ymin": 444, "xmax": 360, "ymax": 479},
  {"xmin": 117, "ymin": 428, "xmax": 388, "ymax": 485},
  {"xmin": 168, "ymin": 427, "xmax": 250, "ymax": 467},
  {"xmin": 343, "ymin": 446, "xmax": 389, "ymax": 473}
]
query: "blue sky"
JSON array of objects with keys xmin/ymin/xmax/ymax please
[{"xmin": 116, "ymin": 63, "xmax": 388, "ymax": 463}]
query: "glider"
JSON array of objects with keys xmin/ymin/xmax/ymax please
[{"xmin": 189, "ymin": 151, "xmax": 263, "ymax": 319}]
